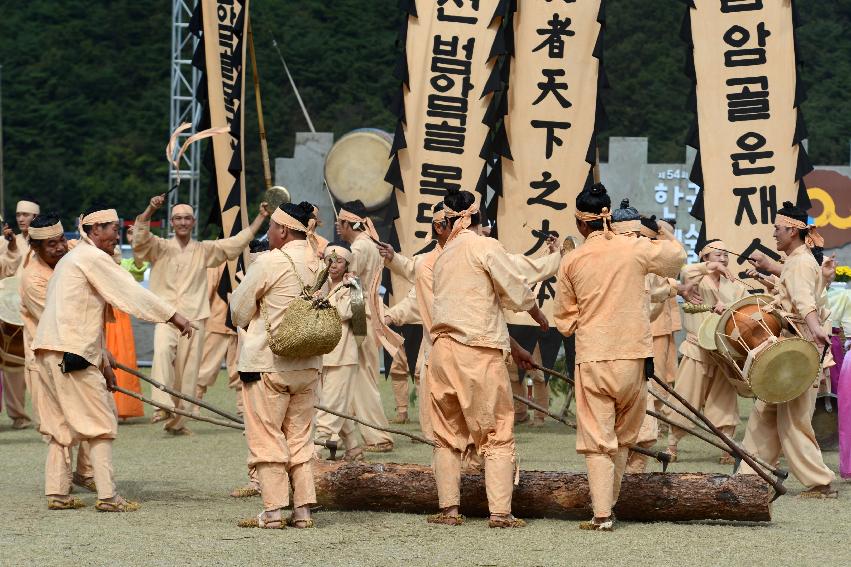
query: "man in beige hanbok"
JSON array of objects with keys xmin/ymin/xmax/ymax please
[
  {"xmin": 739, "ymin": 201, "xmax": 836, "ymax": 498},
  {"xmin": 20, "ymin": 215, "xmax": 95, "ymax": 494},
  {"xmin": 428, "ymin": 190, "xmax": 541, "ymax": 529},
  {"xmin": 232, "ymin": 202, "xmax": 322, "ymax": 529},
  {"xmin": 554, "ymin": 186, "xmax": 684, "ymax": 531},
  {"xmin": 133, "ymin": 194, "xmax": 267, "ymax": 434},
  {"xmin": 335, "ymin": 201, "xmax": 399, "ymax": 452},
  {"xmin": 33, "ymin": 206, "xmax": 193, "ymax": 511}
]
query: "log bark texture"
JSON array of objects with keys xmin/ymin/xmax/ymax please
[{"xmin": 314, "ymin": 460, "xmax": 771, "ymax": 523}]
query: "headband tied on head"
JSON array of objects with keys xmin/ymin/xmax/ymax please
[
  {"xmin": 443, "ymin": 192, "xmax": 481, "ymax": 244},
  {"xmin": 79, "ymin": 209, "xmax": 119, "ymax": 228},
  {"xmin": 611, "ymin": 219, "xmax": 641, "ymax": 235},
  {"xmin": 29, "ymin": 221, "xmax": 64, "ymax": 241},
  {"xmin": 575, "ymin": 207, "xmax": 613, "ymax": 239},
  {"xmin": 324, "ymin": 245, "xmax": 352, "ymax": 263},
  {"xmin": 775, "ymin": 214, "xmax": 824, "ymax": 249},
  {"xmin": 16, "ymin": 201, "xmax": 40, "ymax": 215},
  {"xmin": 432, "ymin": 206, "xmax": 446, "ymax": 224},
  {"xmin": 271, "ymin": 207, "xmax": 320, "ymax": 265},
  {"xmin": 699, "ymin": 240, "xmax": 729, "ymax": 260},
  {"xmin": 171, "ymin": 204, "xmax": 194, "ymax": 218},
  {"xmin": 336, "ymin": 207, "xmax": 403, "ymax": 356}
]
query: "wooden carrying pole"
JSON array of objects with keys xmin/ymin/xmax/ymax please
[{"xmin": 247, "ymin": 19, "xmax": 273, "ymax": 190}]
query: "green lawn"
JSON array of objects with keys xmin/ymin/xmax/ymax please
[{"xmin": 0, "ymin": 372, "xmax": 848, "ymax": 567}]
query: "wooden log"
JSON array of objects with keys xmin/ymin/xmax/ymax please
[{"xmin": 313, "ymin": 460, "xmax": 772, "ymax": 523}]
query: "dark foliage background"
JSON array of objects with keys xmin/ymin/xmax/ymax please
[{"xmin": 1, "ymin": 0, "xmax": 848, "ymax": 228}]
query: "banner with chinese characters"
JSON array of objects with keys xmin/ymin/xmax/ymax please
[
  {"xmin": 385, "ymin": 0, "xmax": 507, "ymax": 302},
  {"xmin": 498, "ymin": 0, "xmax": 604, "ymax": 322},
  {"xmin": 191, "ymin": 0, "xmax": 250, "ymax": 289},
  {"xmin": 684, "ymin": 0, "xmax": 811, "ymax": 276}
]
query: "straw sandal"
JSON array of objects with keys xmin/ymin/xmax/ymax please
[
  {"xmin": 96, "ymin": 497, "xmax": 141, "ymax": 512},
  {"xmin": 665, "ymin": 446, "xmax": 678, "ymax": 463},
  {"xmin": 150, "ymin": 409, "xmax": 171, "ymax": 424},
  {"xmin": 488, "ymin": 515, "xmax": 527, "ymax": 528},
  {"xmin": 390, "ymin": 412, "xmax": 409, "ymax": 425},
  {"xmin": 427, "ymin": 513, "xmax": 465, "ymax": 526},
  {"xmin": 286, "ymin": 516, "xmax": 315, "ymax": 529},
  {"xmin": 343, "ymin": 447, "xmax": 365, "ymax": 462},
  {"xmin": 48, "ymin": 496, "xmax": 86, "ymax": 510},
  {"xmin": 230, "ymin": 485, "xmax": 261, "ymax": 498},
  {"xmin": 363, "ymin": 442, "xmax": 394, "ymax": 453},
  {"xmin": 237, "ymin": 513, "xmax": 285, "ymax": 529},
  {"xmin": 799, "ymin": 485, "xmax": 839, "ymax": 499},
  {"xmin": 72, "ymin": 473, "xmax": 97, "ymax": 493},
  {"xmin": 165, "ymin": 426, "xmax": 193, "ymax": 436},
  {"xmin": 579, "ymin": 516, "xmax": 615, "ymax": 531}
]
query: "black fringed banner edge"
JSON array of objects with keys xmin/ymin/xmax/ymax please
[
  {"xmin": 489, "ymin": 0, "xmax": 607, "ymax": 236},
  {"xmin": 680, "ymin": 0, "xmax": 812, "ymax": 251}
]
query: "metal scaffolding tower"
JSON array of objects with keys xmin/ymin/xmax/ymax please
[{"xmin": 168, "ymin": 0, "xmax": 201, "ymax": 236}]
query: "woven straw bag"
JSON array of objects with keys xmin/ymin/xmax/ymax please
[{"xmin": 261, "ymin": 251, "xmax": 342, "ymax": 358}]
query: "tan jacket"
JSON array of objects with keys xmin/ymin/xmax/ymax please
[
  {"xmin": 772, "ymin": 245, "xmax": 830, "ymax": 327},
  {"xmin": 349, "ymin": 232, "xmax": 381, "ymax": 318},
  {"xmin": 323, "ymin": 282, "xmax": 357, "ymax": 367},
  {"xmin": 554, "ymin": 232, "xmax": 685, "ymax": 364},
  {"xmin": 0, "ymin": 237, "xmax": 22, "ymax": 278},
  {"xmin": 431, "ymin": 230, "xmax": 536, "ymax": 353},
  {"xmin": 205, "ymin": 264, "xmax": 235, "ymax": 336},
  {"xmin": 132, "ymin": 218, "xmax": 253, "ymax": 321},
  {"xmin": 647, "ymin": 274, "xmax": 678, "ymax": 335},
  {"xmin": 230, "ymin": 240, "xmax": 322, "ymax": 373},
  {"xmin": 20, "ymin": 253, "xmax": 53, "ymax": 368},
  {"xmin": 33, "ymin": 238, "xmax": 175, "ymax": 367}
]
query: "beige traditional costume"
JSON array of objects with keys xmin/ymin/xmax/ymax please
[
  {"xmin": 429, "ymin": 195, "xmax": 537, "ymax": 521},
  {"xmin": 194, "ymin": 264, "xmax": 241, "ymax": 415},
  {"xmin": 133, "ymin": 204, "xmax": 255, "ymax": 432},
  {"xmin": 315, "ymin": 245, "xmax": 361, "ymax": 455},
  {"xmin": 230, "ymin": 209, "xmax": 322, "ymax": 519},
  {"xmin": 33, "ymin": 209, "xmax": 176, "ymax": 508},
  {"xmin": 338, "ymin": 207, "xmax": 401, "ymax": 450},
  {"xmin": 665, "ymin": 242, "xmax": 744, "ymax": 457},
  {"xmin": 554, "ymin": 212, "xmax": 684, "ymax": 523},
  {"xmin": 738, "ymin": 225, "xmax": 835, "ymax": 490},
  {"xmin": 20, "ymin": 220, "xmax": 94, "ymax": 490}
]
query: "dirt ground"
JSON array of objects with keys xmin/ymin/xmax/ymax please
[{"xmin": 1, "ymin": 372, "xmax": 848, "ymax": 567}]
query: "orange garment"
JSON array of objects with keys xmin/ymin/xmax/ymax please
[{"xmin": 106, "ymin": 308, "xmax": 144, "ymax": 418}]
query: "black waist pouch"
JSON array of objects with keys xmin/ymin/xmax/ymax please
[
  {"xmin": 60, "ymin": 353, "xmax": 92, "ymax": 374},
  {"xmin": 239, "ymin": 371, "xmax": 261, "ymax": 384}
]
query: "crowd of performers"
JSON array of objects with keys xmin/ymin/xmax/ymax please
[{"xmin": 0, "ymin": 181, "xmax": 846, "ymax": 530}]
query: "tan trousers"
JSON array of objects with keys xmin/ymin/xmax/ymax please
[
  {"xmin": 389, "ymin": 345, "xmax": 410, "ymax": 413},
  {"xmin": 429, "ymin": 337, "xmax": 516, "ymax": 515},
  {"xmin": 575, "ymin": 359, "xmax": 645, "ymax": 518},
  {"xmin": 418, "ymin": 356, "xmax": 433, "ymax": 440},
  {"xmin": 150, "ymin": 320, "xmax": 206, "ymax": 432},
  {"xmin": 350, "ymin": 332, "xmax": 393, "ymax": 446},
  {"xmin": 739, "ymin": 385, "xmax": 835, "ymax": 489},
  {"xmin": 506, "ymin": 344, "xmax": 548, "ymax": 422},
  {"xmin": 36, "ymin": 351, "xmax": 118, "ymax": 500},
  {"xmin": 653, "ymin": 334, "xmax": 677, "ymax": 383},
  {"xmin": 666, "ymin": 354, "xmax": 739, "ymax": 446},
  {"xmin": 195, "ymin": 331, "xmax": 242, "ymax": 416},
  {"xmin": 2, "ymin": 366, "xmax": 30, "ymax": 423},
  {"xmin": 315, "ymin": 365, "xmax": 359, "ymax": 451},
  {"xmin": 242, "ymin": 369, "xmax": 319, "ymax": 511}
]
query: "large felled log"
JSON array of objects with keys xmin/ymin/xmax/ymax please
[{"xmin": 314, "ymin": 460, "xmax": 771, "ymax": 522}]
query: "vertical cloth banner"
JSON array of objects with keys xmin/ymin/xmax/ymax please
[
  {"xmin": 498, "ymin": 0, "xmax": 605, "ymax": 324},
  {"xmin": 683, "ymin": 0, "xmax": 811, "ymax": 275},
  {"xmin": 385, "ymin": 0, "xmax": 508, "ymax": 305},
  {"xmin": 190, "ymin": 0, "xmax": 251, "ymax": 290}
]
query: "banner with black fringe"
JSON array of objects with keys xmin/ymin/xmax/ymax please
[
  {"xmin": 682, "ymin": 0, "xmax": 811, "ymax": 275},
  {"xmin": 190, "ymin": 0, "xmax": 250, "ymax": 290},
  {"xmin": 384, "ymin": 0, "xmax": 508, "ymax": 305},
  {"xmin": 498, "ymin": 0, "xmax": 605, "ymax": 323}
]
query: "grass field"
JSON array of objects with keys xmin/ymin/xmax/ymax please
[{"xmin": 1, "ymin": 372, "xmax": 848, "ymax": 567}]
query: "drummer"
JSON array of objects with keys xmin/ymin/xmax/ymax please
[
  {"xmin": 740, "ymin": 201, "xmax": 836, "ymax": 498},
  {"xmin": 665, "ymin": 239, "xmax": 745, "ymax": 463}
]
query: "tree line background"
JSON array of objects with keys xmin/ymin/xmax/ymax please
[{"xmin": 1, "ymin": 0, "xmax": 849, "ymax": 232}]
